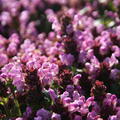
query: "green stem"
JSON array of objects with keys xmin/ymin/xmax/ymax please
[
  {"xmin": 10, "ymin": 86, "xmax": 22, "ymax": 117},
  {"xmin": 14, "ymin": 98, "xmax": 22, "ymax": 116}
]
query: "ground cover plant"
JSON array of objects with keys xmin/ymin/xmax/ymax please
[{"xmin": 1, "ymin": 0, "xmax": 120, "ymax": 120}]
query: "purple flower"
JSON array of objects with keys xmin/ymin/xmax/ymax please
[
  {"xmin": 79, "ymin": 105, "xmax": 89, "ymax": 115},
  {"xmin": 78, "ymin": 50, "xmax": 88, "ymax": 63},
  {"xmin": 19, "ymin": 10, "xmax": 30, "ymax": 23},
  {"xmin": 66, "ymin": 24, "xmax": 73, "ymax": 35},
  {"xmin": 85, "ymin": 56, "xmax": 100, "ymax": 79},
  {"xmin": 23, "ymin": 106, "xmax": 32, "ymax": 118},
  {"xmin": 110, "ymin": 69, "xmax": 120, "ymax": 80},
  {"xmin": 117, "ymin": 110, "xmax": 120, "ymax": 119},
  {"xmin": 15, "ymin": 117, "xmax": 23, "ymax": 120},
  {"xmin": 38, "ymin": 62, "xmax": 58, "ymax": 86},
  {"xmin": 86, "ymin": 97, "xmax": 94, "ymax": 107},
  {"xmin": 109, "ymin": 115, "xmax": 117, "ymax": 120},
  {"xmin": 48, "ymin": 88, "xmax": 57, "ymax": 102},
  {"xmin": 68, "ymin": 102, "xmax": 79, "ymax": 112},
  {"xmin": 87, "ymin": 111, "xmax": 101, "ymax": 120},
  {"xmin": 92, "ymin": 102, "xmax": 101, "ymax": 113},
  {"xmin": 113, "ymin": 0, "xmax": 120, "ymax": 7},
  {"xmin": 51, "ymin": 113, "xmax": 61, "ymax": 120},
  {"xmin": 59, "ymin": 53, "xmax": 74, "ymax": 66},
  {"xmin": 62, "ymin": 97, "xmax": 72, "ymax": 107},
  {"xmin": 0, "ymin": 53, "xmax": 8, "ymax": 67},
  {"xmin": 103, "ymin": 93, "xmax": 117, "ymax": 110},
  {"xmin": 66, "ymin": 85, "xmax": 74, "ymax": 94},
  {"xmin": 36, "ymin": 108, "xmax": 51, "ymax": 120},
  {"xmin": 72, "ymin": 91, "xmax": 80, "ymax": 100},
  {"xmin": 34, "ymin": 116, "xmax": 42, "ymax": 120},
  {"xmin": 112, "ymin": 45, "xmax": 120, "ymax": 57},
  {"xmin": 99, "ymin": 45, "xmax": 109, "ymax": 56},
  {"xmin": 72, "ymin": 74, "xmax": 81, "ymax": 85},
  {"xmin": 0, "ymin": 11, "xmax": 12, "ymax": 26},
  {"xmin": 104, "ymin": 54, "xmax": 118, "ymax": 67},
  {"xmin": 1, "ymin": 62, "xmax": 25, "ymax": 90},
  {"xmin": 7, "ymin": 42, "xmax": 17, "ymax": 56},
  {"xmin": 74, "ymin": 115, "xmax": 82, "ymax": 120}
]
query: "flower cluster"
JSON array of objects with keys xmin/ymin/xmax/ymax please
[{"xmin": 1, "ymin": 0, "xmax": 120, "ymax": 120}]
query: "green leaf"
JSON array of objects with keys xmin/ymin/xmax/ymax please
[
  {"xmin": 2, "ymin": 97, "xmax": 8, "ymax": 104},
  {"xmin": 0, "ymin": 101, "xmax": 4, "ymax": 105}
]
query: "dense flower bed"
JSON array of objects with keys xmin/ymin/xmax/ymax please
[{"xmin": 1, "ymin": 0, "xmax": 120, "ymax": 120}]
